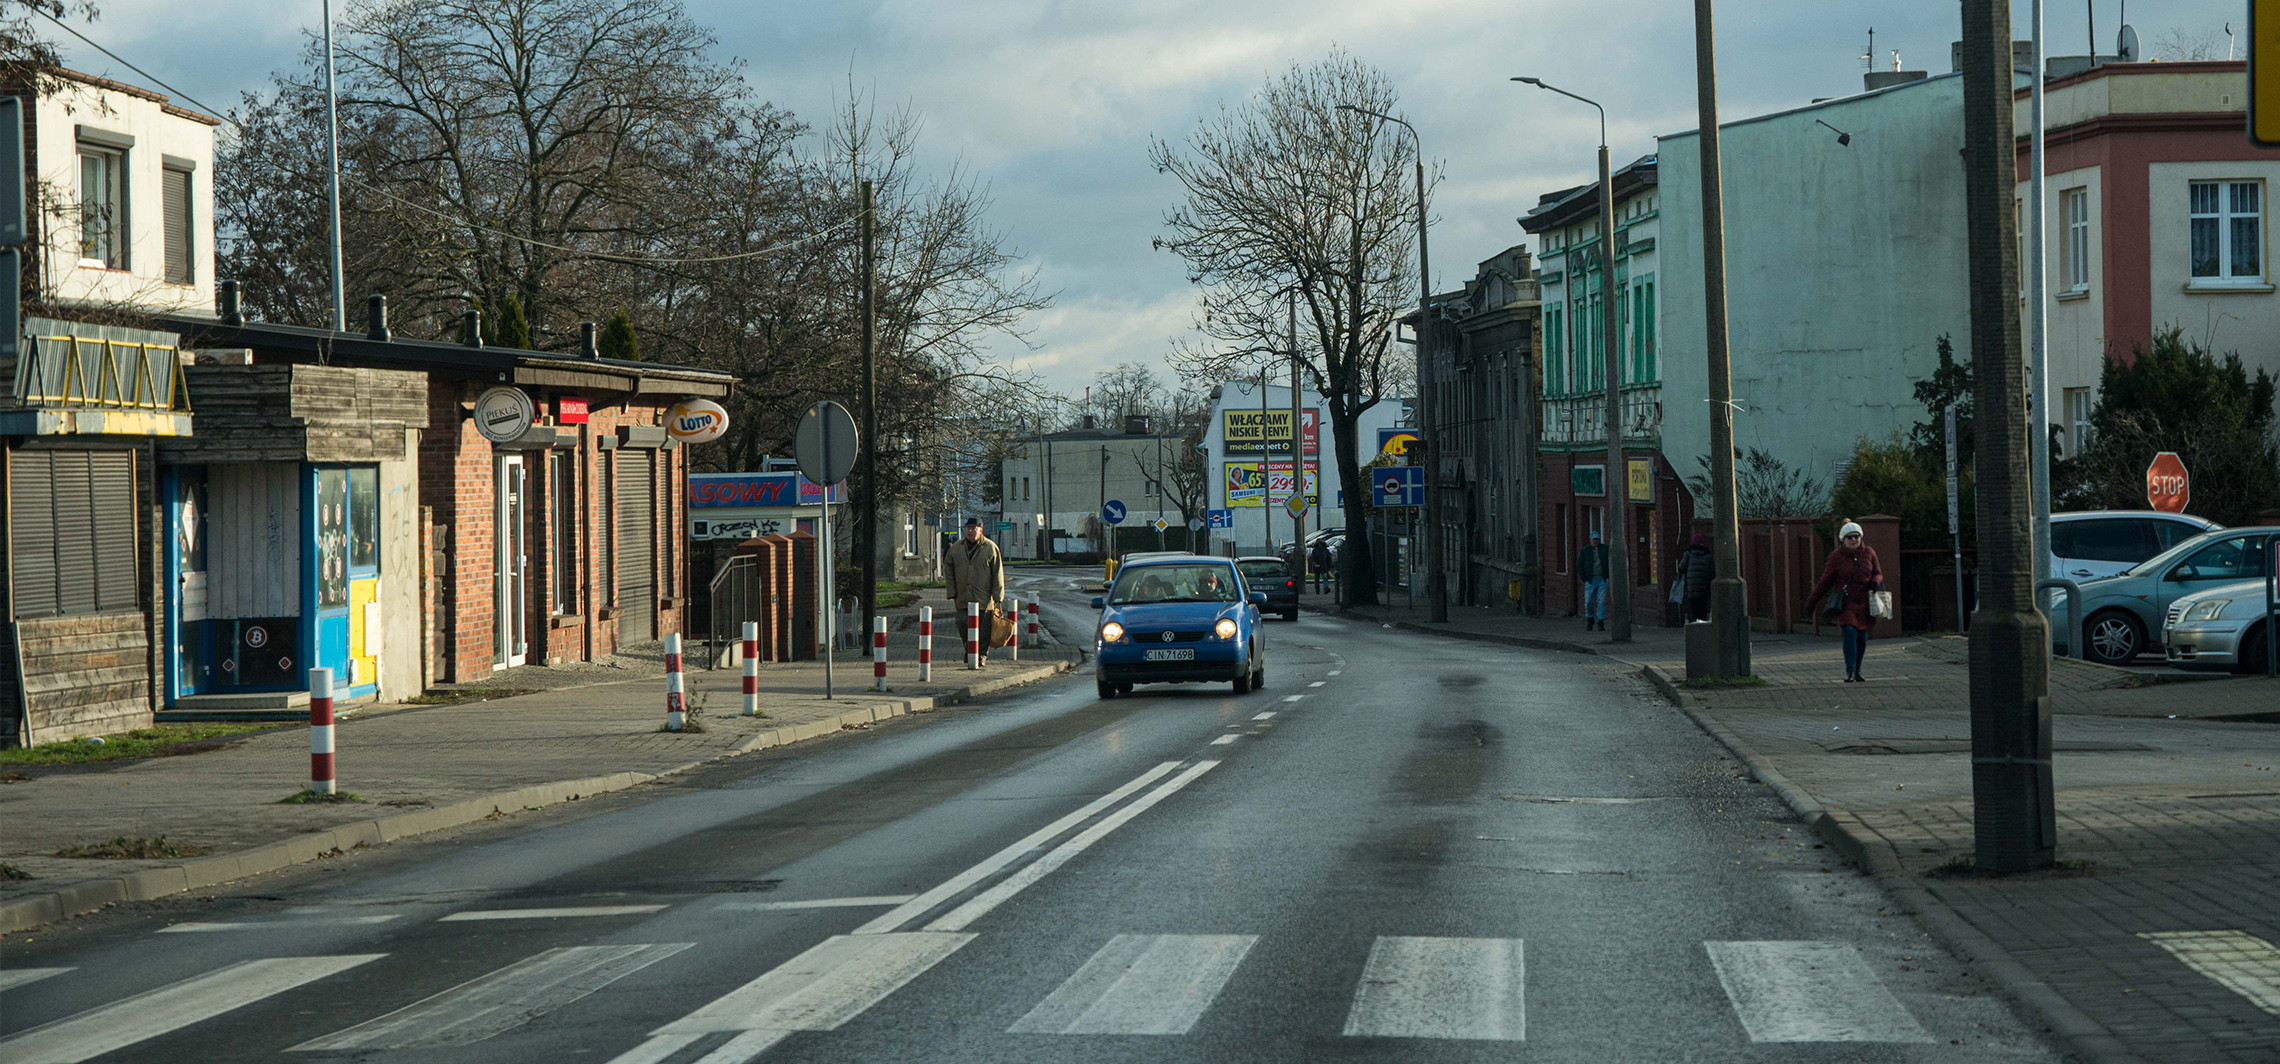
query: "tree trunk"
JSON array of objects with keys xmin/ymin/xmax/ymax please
[{"xmin": 1328, "ymin": 403, "xmax": 1376, "ymax": 606}]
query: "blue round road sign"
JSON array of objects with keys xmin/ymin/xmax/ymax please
[{"xmin": 1101, "ymin": 500, "xmax": 1127, "ymax": 525}]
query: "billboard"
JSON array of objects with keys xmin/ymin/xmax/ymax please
[
  {"xmin": 689, "ymin": 471, "xmax": 842, "ymax": 509},
  {"xmin": 1223, "ymin": 462, "xmax": 1319, "ymax": 507},
  {"xmin": 1222, "ymin": 408, "xmax": 1319, "ymax": 457}
]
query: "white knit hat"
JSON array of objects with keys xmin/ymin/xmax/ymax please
[{"xmin": 1839, "ymin": 521, "xmax": 1864, "ymax": 540}]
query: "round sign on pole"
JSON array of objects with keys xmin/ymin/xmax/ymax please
[
  {"xmin": 1187, "ymin": 517, "xmax": 1204, "ymax": 532},
  {"xmin": 473, "ymin": 386, "xmax": 535, "ymax": 444},
  {"xmin": 794, "ymin": 401, "xmax": 860, "ymax": 486},
  {"xmin": 1101, "ymin": 500, "xmax": 1127, "ymax": 525},
  {"xmin": 666, "ymin": 398, "xmax": 729, "ymax": 444},
  {"xmin": 2145, "ymin": 451, "xmax": 2190, "ymax": 513}
]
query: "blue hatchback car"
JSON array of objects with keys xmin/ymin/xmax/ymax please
[{"xmin": 1091, "ymin": 557, "xmax": 1268, "ymax": 699}]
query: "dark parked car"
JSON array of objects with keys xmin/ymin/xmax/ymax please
[{"xmin": 1237, "ymin": 556, "xmax": 1301, "ymax": 621}]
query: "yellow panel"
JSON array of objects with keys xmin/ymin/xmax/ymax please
[
  {"xmin": 2258, "ymin": 0, "xmax": 2280, "ymax": 147},
  {"xmin": 349, "ymin": 577, "xmax": 379, "ymax": 684}
]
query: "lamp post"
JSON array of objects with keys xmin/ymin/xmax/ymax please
[
  {"xmin": 1686, "ymin": 2, "xmax": 1751, "ymax": 677},
  {"xmin": 1336, "ymin": 104, "xmax": 1446, "ymax": 623},
  {"xmin": 1513, "ymin": 77, "xmax": 1628, "ymax": 641}
]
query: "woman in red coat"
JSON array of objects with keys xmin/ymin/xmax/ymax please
[{"xmin": 1802, "ymin": 521, "xmax": 1885, "ymax": 683}]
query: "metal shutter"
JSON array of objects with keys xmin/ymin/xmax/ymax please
[
  {"xmin": 8, "ymin": 452, "xmax": 57, "ymax": 617},
  {"xmin": 162, "ymin": 168, "xmax": 191, "ymax": 284},
  {"xmin": 88, "ymin": 450, "xmax": 136, "ymax": 613},
  {"xmin": 49, "ymin": 451, "xmax": 96, "ymax": 616},
  {"xmin": 615, "ymin": 451, "xmax": 655, "ymax": 642}
]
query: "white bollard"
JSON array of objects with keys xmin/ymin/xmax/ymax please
[
  {"xmin": 308, "ymin": 667, "xmax": 335, "ymax": 796},
  {"xmin": 872, "ymin": 615, "xmax": 888, "ymax": 692},
  {"xmin": 965, "ymin": 601, "xmax": 981, "ymax": 669},
  {"xmin": 664, "ymin": 633, "xmax": 686, "ymax": 731},
  {"xmin": 741, "ymin": 621, "xmax": 760, "ymax": 716},
  {"xmin": 918, "ymin": 606, "xmax": 933, "ymax": 682},
  {"xmin": 1009, "ymin": 596, "xmax": 1020, "ymax": 662}
]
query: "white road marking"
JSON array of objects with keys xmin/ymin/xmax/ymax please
[
  {"xmin": 0, "ymin": 968, "xmax": 71, "ymax": 992},
  {"xmin": 1251, "ymin": 712, "xmax": 1276, "ymax": 721},
  {"xmin": 291, "ymin": 943, "xmax": 690, "ymax": 1051},
  {"xmin": 691, "ymin": 1028, "xmax": 793, "ymax": 1064},
  {"xmin": 602, "ymin": 1033, "xmax": 702, "ymax": 1064},
  {"xmin": 852, "ymin": 760, "xmax": 1182, "ymax": 935},
  {"xmin": 1010, "ymin": 934, "xmax": 1256, "ymax": 1035},
  {"xmin": 1308, "ymin": 681, "xmax": 1325, "ymax": 687},
  {"xmin": 0, "ymin": 955, "xmax": 383, "ymax": 1064},
  {"xmin": 160, "ymin": 915, "xmax": 402, "ymax": 933},
  {"xmin": 439, "ymin": 905, "xmax": 666, "ymax": 922},
  {"xmin": 1328, "ymin": 670, "xmax": 1342, "ymax": 676},
  {"xmin": 1704, "ymin": 941, "xmax": 1932, "ymax": 1043},
  {"xmin": 1210, "ymin": 734, "xmax": 1239, "ymax": 745},
  {"xmin": 656, "ymin": 932, "xmax": 974, "ymax": 1035},
  {"xmin": 925, "ymin": 761, "xmax": 1220, "ymax": 933},
  {"xmin": 1282, "ymin": 695, "xmax": 1303, "ymax": 703},
  {"xmin": 2141, "ymin": 930, "xmax": 2280, "ymax": 1015},
  {"xmin": 1342, "ymin": 936, "xmax": 1526, "ymax": 1041},
  {"xmin": 716, "ymin": 895, "xmax": 916, "ymax": 912}
]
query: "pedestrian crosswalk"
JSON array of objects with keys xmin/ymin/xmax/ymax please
[{"xmin": 0, "ymin": 932, "xmax": 1977, "ymax": 1062}]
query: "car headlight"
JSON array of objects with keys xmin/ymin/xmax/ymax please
[
  {"xmin": 2187, "ymin": 599, "xmax": 2232, "ymax": 623},
  {"xmin": 1099, "ymin": 621, "xmax": 1125, "ymax": 643},
  {"xmin": 1214, "ymin": 618, "xmax": 1238, "ymax": 640}
]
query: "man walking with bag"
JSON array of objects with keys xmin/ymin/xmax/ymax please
[{"xmin": 945, "ymin": 517, "xmax": 1005, "ymax": 654}]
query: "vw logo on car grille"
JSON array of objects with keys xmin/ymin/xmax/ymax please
[{"xmin": 1161, "ymin": 630, "xmax": 1177, "ymax": 642}]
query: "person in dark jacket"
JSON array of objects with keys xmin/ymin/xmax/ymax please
[
  {"xmin": 1308, "ymin": 541, "xmax": 1332, "ymax": 593},
  {"xmin": 1576, "ymin": 533, "xmax": 1609, "ymax": 630},
  {"xmin": 1674, "ymin": 533, "xmax": 1713, "ymax": 622},
  {"xmin": 1802, "ymin": 521, "xmax": 1886, "ymax": 683}
]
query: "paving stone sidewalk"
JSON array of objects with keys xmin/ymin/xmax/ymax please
[
  {"xmin": 1325, "ymin": 600, "xmax": 2280, "ymax": 1064},
  {"xmin": 0, "ymin": 635, "xmax": 1078, "ymax": 933}
]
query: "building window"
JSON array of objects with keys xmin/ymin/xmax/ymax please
[
  {"xmin": 1629, "ymin": 278, "xmax": 1657, "ymax": 384},
  {"xmin": 2189, "ymin": 180, "xmax": 2262, "ymax": 281},
  {"xmin": 903, "ymin": 515, "xmax": 918, "ymax": 556},
  {"xmin": 2063, "ymin": 187, "xmax": 2090, "ymax": 291},
  {"xmin": 2067, "ymin": 388, "xmax": 2093, "ymax": 456},
  {"xmin": 598, "ymin": 450, "xmax": 614, "ymax": 606},
  {"xmin": 1544, "ymin": 307, "xmax": 1563, "ymax": 396},
  {"xmin": 78, "ymin": 144, "xmax": 125, "ymax": 268},
  {"xmin": 162, "ymin": 163, "xmax": 193, "ymax": 283},
  {"xmin": 552, "ymin": 451, "xmax": 577, "ymax": 615}
]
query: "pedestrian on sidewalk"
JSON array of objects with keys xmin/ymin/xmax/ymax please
[
  {"xmin": 945, "ymin": 518, "xmax": 1005, "ymax": 652},
  {"xmin": 1308, "ymin": 541, "xmax": 1332, "ymax": 594},
  {"xmin": 1577, "ymin": 532, "xmax": 1610, "ymax": 631},
  {"xmin": 1802, "ymin": 520, "xmax": 1886, "ymax": 683},
  {"xmin": 1674, "ymin": 533, "xmax": 1713, "ymax": 623}
]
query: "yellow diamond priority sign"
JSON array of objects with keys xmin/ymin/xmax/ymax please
[{"xmin": 2258, "ymin": 0, "xmax": 2280, "ymax": 146}]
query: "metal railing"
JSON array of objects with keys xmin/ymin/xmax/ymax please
[
  {"xmin": 707, "ymin": 554, "xmax": 765, "ymax": 668},
  {"xmin": 2036, "ymin": 578, "xmax": 2082, "ymax": 661}
]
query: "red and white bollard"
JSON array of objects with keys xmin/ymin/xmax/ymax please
[
  {"xmin": 1027, "ymin": 600, "xmax": 1040, "ymax": 647},
  {"xmin": 308, "ymin": 667, "xmax": 336, "ymax": 796},
  {"xmin": 872, "ymin": 615, "xmax": 888, "ymax": 692},
  {"xmin": 965, "ymin": 601, "xmax": 981, "ymax": 670},
  {"xmin": 1008, "ymin": 596, "xmax": 1020, "ymax": 661},
  {"xmin": 664, "ymin": 633, "xmax": 686, "ymax": 731},
  {"xmin": 918, "ymin": 606, "xmax": 934, "ymax": 682},
  {"xmin": 741, "ymin": 621, "xmax": 760, "ymax": 717}
]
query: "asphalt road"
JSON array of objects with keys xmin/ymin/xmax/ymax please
[{"xmin": 1, "ymin": 569, "xmax": 2066, "ymax": 1063}]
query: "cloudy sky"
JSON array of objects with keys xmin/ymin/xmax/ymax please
[{"xmin": 54, "ymin": 0, "xmax": 2233, "ymax": 397}]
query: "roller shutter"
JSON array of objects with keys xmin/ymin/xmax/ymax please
[
  {"xmin": 8, "ymin": 448, "xmax": 138, "ymax": 619},
  {"xmin": 615, "ymin": 451, "xmax": 655, "ymax": 642}
]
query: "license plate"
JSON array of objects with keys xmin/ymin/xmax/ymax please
[{"xmin": 1143, "ymin": 648, "xmax": 1195, "ymax": 662}]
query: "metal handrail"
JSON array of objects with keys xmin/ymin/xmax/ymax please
[
  {"xmin": 707, "ymin": 554, "xmax": 762, "ymax": 667},
  {"xmin": 2036, "ymin": 578, "xmax": 2083, "ymax": 660}
]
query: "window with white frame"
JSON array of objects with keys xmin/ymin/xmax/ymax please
[
  {"xmin": 2063, "ymin": 187, "xmax": 2090, "ymax": 291},
  {"xmin": 78, "ymin": 143, "xmax": 125, "ymax": 268},
  {"xmin": 2067, "ymin": 388, "xmax": 2093, "ymax": 456},
  {"xmin": 2189, "ymin": 180, "xmax": 2262, "ymax": 282}
]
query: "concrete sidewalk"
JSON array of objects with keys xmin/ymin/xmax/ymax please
[
  {"xmin": 0, "ymin": 639, "xmax": 1079, "ymax": 934},
  {"xmin": 1326, "ymin": 599, "xmax": 2280, "ymax": 1064}
]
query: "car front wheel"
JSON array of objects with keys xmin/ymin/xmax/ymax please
[
  {"xmin": 2083, "ymin": 610, "xmax": 2145, "ymax": 666},
  {"xmin": 1097, "ymin": 678, "xmax": 1117, "ymax": 699}
]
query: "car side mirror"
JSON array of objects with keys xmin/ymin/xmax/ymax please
[
  {"xmin": 1091, "ymin": 596, "xmax": 1106, "ymax": 609},
  {"xmin": 1249, "ymin": 591, "xmax": 1267, "ymax": 606}
]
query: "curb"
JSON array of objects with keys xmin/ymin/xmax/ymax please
[
  {"xmin": 1638, "ymin": 663, "xmax": 2149, "ymax": 1064},
  {"xmin": 0, "ymin": 659, "xmax": 1075, "ymax": 935}
]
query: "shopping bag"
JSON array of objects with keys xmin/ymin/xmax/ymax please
[
  {"xmin": 988, "ymin": 608, "xmax": 1015, "ymax": 648},
  {"xmin": 1869, "ymin": 590, "xmax": 1893, "ymax": 619}
]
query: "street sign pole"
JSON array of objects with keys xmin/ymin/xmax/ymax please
[
  {"xmin": 796, "ymin": 401, "xmax": 861, "ymax": 701},
  {"xmin": 1947, "ymin": 408, "xmax": 1964, "ymax": 628}
]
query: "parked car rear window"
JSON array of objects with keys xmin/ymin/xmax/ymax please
[
  {"xmin": 1111, "ymin": 564, "xmax": 1241, "ymax": 604},
  {"xmin": 2067, "ymin": 519, "xmax": 2159, "ymax": 563},
  {"xmin": 2171, "ymin": 538, "xmax": 2270, "ymax": 582},
  {"xmin": 2151, "ymin": 520, "xmax": 2207, "ymax": 549},
  {"xmin": 1238, "ymin": 561, "xmax": 1290, "ymax": 582}
]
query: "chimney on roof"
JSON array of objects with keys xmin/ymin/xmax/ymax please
[
  {"xmin": 1081, "ymin": 413, "xmax": 1096, "ymax": 431},
  {"xmin": 581, "ymin": 321, "xmax": 600, "ymax": 359},
  {"xmin": 365, "ymin": 294, "xmax": 390, "ymax": 341},
  {"xmin": 462, "ymin": 309, "xmax": 484, "ymax": 347},
  {"xmin": 218, "ymin": 280, "xmax": 243, "ymax": 327},
  {"xmin": 1125, "ymin": 414, "xmax": 1150, "ymax": 435}
]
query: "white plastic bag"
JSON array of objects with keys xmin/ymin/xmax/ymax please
[{"xmin": 1869, "ymin": 590, "xmax": 1893, "ymax": 619}]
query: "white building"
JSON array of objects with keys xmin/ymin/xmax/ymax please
[
  {"xmin": 999, "ymin": 417, "xmax": 1187, "ymax": 557},
  {"xmin": 25, "ymin": 69, "xmax": 218, "ymax": 315}
]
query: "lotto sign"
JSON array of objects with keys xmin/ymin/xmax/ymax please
[
  {"xmin": 1223, "ymin": 462, "xmax": 1319, "ymax": 507},
  {"xmin": 2145, "ymin": 451, "xmax": 2190, "ymax": 513},
  {"xmin": 666, "ymin": 398, "xmax": 729, "ymax": 444}
]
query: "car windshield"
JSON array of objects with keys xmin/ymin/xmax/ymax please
[
  {"xmin": 2120, "ymin": 529, "xmax": 2244, "ymax": 577},
  {"xmin": 1111, "ymin": 563, "xmax": 1241, "ymax": 604},
  {"xmin": 1237, "ymin": 561, "xmax": 1288, "ymax": 582}
]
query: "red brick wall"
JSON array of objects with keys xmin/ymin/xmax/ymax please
[{"xmin": 1538, "ymin": 448, "xmax": 1691, "ymax": 625}]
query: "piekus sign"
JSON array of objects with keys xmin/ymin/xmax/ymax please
[{"xmin": 2144, "ymin": 451, "xmax": 2190, "ymax": 513}]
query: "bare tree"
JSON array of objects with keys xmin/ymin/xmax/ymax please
[
  {"xmin": 1150, "ymin": 50, "xmax": 1425, "ymax": 604},
  {"xmin": 2149, "ymin": 25, "xmax": 2227, "ymax": 62}
]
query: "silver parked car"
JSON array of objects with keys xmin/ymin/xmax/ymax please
[
  {"xmin": 2050, "ymin": 510, "xmax": 2219, "ymax": 583},
  {"xmin": 2162, "ymin": 572, "xmax": 2277, "ymax": 675},
  {"xmin": 2058, "ymin": 526, "xmax": 2274, "ymax": 665}
]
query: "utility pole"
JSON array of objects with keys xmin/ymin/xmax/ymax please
[
  {"xmin": 1259, "ymin": 369, "xmax": 1272, "ymax": 557},
  {"xmin": 1691, "ymin": 0, "xmax": 1751, "ymax": 677},
  {"xmin": 1595, "ymin": 130, "xmax": 1629, "ymax": 641},
  {"xmin": 1290, "ymin": 290, "xmax": 1305, "ymax": 566},
  {"xmin": 1963, "ymin": 0, "xmax": 2056, "ymax": 874},
  {"xmin": 2028, "ymin": 2, "xmax": 2054, "ymax": 638},
  {"xmin": 859, "ymin": 180, "xmax": 878, "ymax": 628},
  {"xmin": 321, "ymin": 0, "xmax": 345, "ymax": 333}
]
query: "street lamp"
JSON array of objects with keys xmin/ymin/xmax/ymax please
[
  {"xmin": 1512, "ymin": 76, "xmax": 1630, "ymax": 641},
  {"xmin": 1336, "ymin": 103, "xmax": 1447, "ymax": 623}
]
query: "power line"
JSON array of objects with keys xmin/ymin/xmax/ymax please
[{"xmin": 33, "ymin": 8, "xmax": 858, "ymax": 267}]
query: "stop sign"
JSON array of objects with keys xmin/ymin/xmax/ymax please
[{"xmin": 2145, "ymin": 451, "xmax": 2190, "ymax": 513}]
